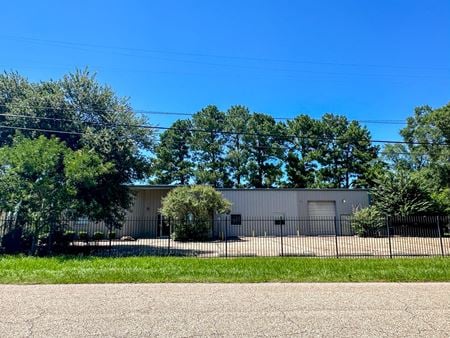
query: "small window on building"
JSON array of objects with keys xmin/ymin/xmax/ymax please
[
  {"xmin": 273, "ymin": 213, "xmax": 285, "ymax": 225},
  {"xmin": 231, "ymin": 214, "xmax": 242, "ymax": 225}
]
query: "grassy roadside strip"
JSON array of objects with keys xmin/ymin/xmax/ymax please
[{"xmin": 0, "ymin": 256, "xmax": 448, "ymax": 284}]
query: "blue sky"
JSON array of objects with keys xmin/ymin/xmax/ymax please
[{"xmin": 1, "ymin": 0, "xmax": 449, "ymax": 141}]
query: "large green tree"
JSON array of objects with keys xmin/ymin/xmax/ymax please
[
  {"xmin": 316, "ymin": 114, "xmax": 378, "ymax": 188},
  {"xmin": 0, "ymin": 70, "xmax": 154, "ymax": 225},
  {"xmin": 243, "ymin": 113, "xmax": 285, "ymax": 188},
  {"xmin": 0, "ymin": 135, "xmax": 111, "ymax": 253},
  {"xmin": 381, "ymin": 103, "xmax": 450, "ymax": 213},
  {"xmin": 151, "ymin": 119, "xmax": 193, "ymax": 185},
  {"xmin": 224, "ymin": 105, "xmax": 251, "ymax": 187},
  {"xmin": 397, "ymin": 104, "xmax": 450, "ymax": 188},
  {"xmin": 285, "ymin": 115, "xmax": 320, "ymax": 187},
  {"xmin": 190, "ymin": 105, "xmax": 230, "ymax": 187}
]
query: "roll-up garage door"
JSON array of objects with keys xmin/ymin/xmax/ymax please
[{"xmin": 307, "ymin": 201, "xmax": 336, "ymax": 235}]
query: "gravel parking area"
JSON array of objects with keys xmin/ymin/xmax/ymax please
[{"xmin": 81, "ymin": 236, "xmax": 450, "ymax": 257}]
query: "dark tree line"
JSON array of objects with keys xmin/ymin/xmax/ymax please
[{"xmin": 151, "ymin": 105, "xmax": 379, "ymax": 188}]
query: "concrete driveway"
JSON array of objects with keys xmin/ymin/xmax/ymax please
[{"xmin": 0, "ymin": 283, "xmax": 449, "ymax": 337}]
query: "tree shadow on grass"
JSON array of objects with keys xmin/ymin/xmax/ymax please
[{"xmin": 56, "ymin": 242, "xmax": 218, "ymax": 258}]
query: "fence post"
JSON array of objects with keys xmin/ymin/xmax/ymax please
[
  {"xmin": 224, "ymin": 216, "xmax": 228, "ymax": 258},
  {"xmin": 386, "ymin": 215, "xmax": 392, "ymax": 259},
  {"xmin": 334, "ymin": 217, "xmax": 339, "ymax": 258},
  {"xmin": 167, "ymin": 218, "xmax": 171, "ymax": 256},
  {"xmin": 108, "ymin": 226, "xmax": 112, "ymax": 256},
  {"xmin": 48, "ymin": 220, "xmax": 54, "ymax": 255},
  {"xmin": 437, "ymin": 216, "xmax": 444, "ymax": 257},
  {"xmin": 280, "ymin": 220, "xmax": 284, "ymax": 257}
]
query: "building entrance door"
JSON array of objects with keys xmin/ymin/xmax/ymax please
[{"xmin": 157, "ymin": 214, "xmax": 170, "ymax": 237}]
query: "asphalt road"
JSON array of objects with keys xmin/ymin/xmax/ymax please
[{"xmin": 0, "ymin": 283, "xmax": 449, "ymax": 337}]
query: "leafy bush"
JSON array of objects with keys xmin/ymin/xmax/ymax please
[
  {"xmin": 160, "ymin": 185, "xmax": 231, "ymax": 241},
  {"xmin": 171, "ymin": 221, "xmax": 212, "ymax": 241},
  {"xmin": 20, "ymin": 232, "xmax": 33, "ymax": 251},
  {"xmin": 351, "ymin": 207, "xmax": 385, "ymax": 237},
  {"xmin": 432, "ymin": 188, "xmax": 450, "ymax": 214},
  {"xmin": 1, "ymin": 228, "xmax": 23, "ymax": 254},
  {"xmin": 93, "ymin": 231, "xmax": 105, "ymax": 241},
  {"xmin": 371, "ymin": 170, "xmax": 436, "ymax": 216},
  {"xmin": 108, "ymin": 231, "xmax": 116, "ymax": 240}
]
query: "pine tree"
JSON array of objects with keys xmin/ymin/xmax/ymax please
[
  {"xmin": 224, "ymin": 105, "xmax": 251, "ymax": 187},
  {"xmin": 244, "ymin": 113, "xmax": 285, "ymax": 188},
  {"xmin": 190, "ymin": 105, "xmax": 230, "ymax": 187},
  {"xmin": 151, "ymin": 119, "xmax": 193, "ymax": 185}
]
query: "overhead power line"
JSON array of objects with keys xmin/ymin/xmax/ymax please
[
  {"xmin": 136, "ymin": 110, "xmax": 408, "ymax": 125},
  {"xmin": 0, "ymin": 103, "xmax": 407, "ymax": 125},
  {"xmin": 1, "ymin": 113, "xmax": 449, "ymax": 147},
  {"xmin": 2, "ymin": 36, "xmax": 450, "ymax": 81},
  {"xmin": 3, "ymin": 34, "xmax": 449, "ymax": 72},
  {"xmin": 0, "ymin": 124, "xmax": 415, "ymax": 156},
  {"xmin": 0, "ymin": 124, "xmax": 82, "ymax": 135},
  {"xmin": 0, "ymin": 124, "xmax": 432, "ymax": 156}
]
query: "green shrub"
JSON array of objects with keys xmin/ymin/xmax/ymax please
[
  {"xmin": 108, "ymin": 231, "xmax": 116, "ymax": 240},
  {"xmin": 171, "ymin": 221, "xmax": 211, "ymax": 241},
  {"xmin": 351, "ymin": 207, "xmax": 385, "ymax": 237},
  {"xmin": 160, "ymin": 185, "xmax": 231, "ymax": 241},
  {"xmin": 20, "ymin": 232, "xmax": 33, "ymax": 251},
  {"xmin": 371, "ymin": 170, "xmax": 436, "ymax": 216},
  {"xmin": 1, "ymin": 228, "xmax": 23, "ymax": 254},
  {"xmin": 78, "ymin": 231, "xmax": 89, "ymax": 242},
  {"xmin": 93, "ymin": 231, "xmax": 105, "ymax": 241},
  {"xmin": 432, "ymin": 188, "xmax": 450, "ymax": 214}
]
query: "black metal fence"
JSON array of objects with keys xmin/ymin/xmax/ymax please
[{"xmin": 0, "ymin": 215, "xmax": 449, "ymax": 258}]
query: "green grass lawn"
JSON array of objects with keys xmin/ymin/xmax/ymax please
[{"xmin": 0, "ymin": 256, "xmax": 448, "ymax": 284}]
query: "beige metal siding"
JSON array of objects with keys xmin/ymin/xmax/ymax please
[
  {"xmin": 298, "ymin": 190, "xmax": 368, "ymax": 218},
  {"xmin": 127, "ymin": 189, "xmax": 170, "ymax": 219},
  {"xmin": 299, "ymin": 190, "xmax": 368, "ymax": 235},
  {"xmin": 129, "ymin": 188, "xmax": 368, "ymax": 220},
  {"xmin": 127, "ymin": 188, "xmax": 369, "ymax": 237},
  {"xmin": 124, "ymin": 189, "xmax": 170, "ymax": 237},
  {"xmin": 220, "ymin": 190, "xmax": 299, "ymax": 218}
]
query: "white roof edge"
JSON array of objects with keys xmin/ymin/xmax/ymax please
[{"xmin": 128, "ymin": 185, "xmax": 369, "ymax": 192}]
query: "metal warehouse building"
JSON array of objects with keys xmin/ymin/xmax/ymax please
[{"xmin": 125, "ymin": 186, "xmax": 369, "ymax": 237}]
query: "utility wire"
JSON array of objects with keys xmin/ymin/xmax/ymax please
[
  {"xmin": 136, "ymin": 110, "xmax": 408, "ymax": 125},
  {"xmin": 3, "ymin": 34, "xmax": 449, "ymax": 72},
  {"xmin": 0, "ymin": 124, "xmax": 400, "ymax": 157},
  {"xmin": 0, "ymin": 124, "xmax": 82, "ymax": 135},
  {"xmin": 1, "ymin": 113, "xmax": 449, "ymax": 147},
  {"xmin": 2, "ymin": 36, "xmax": 449, "ymax": 81},
  {"xmin": 0, "ymin": 103, "xmax": 408, "ymax": 125},
  {"xmin": 0, "ymin": 124, "xmax": 428, "ymax": 156}
]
